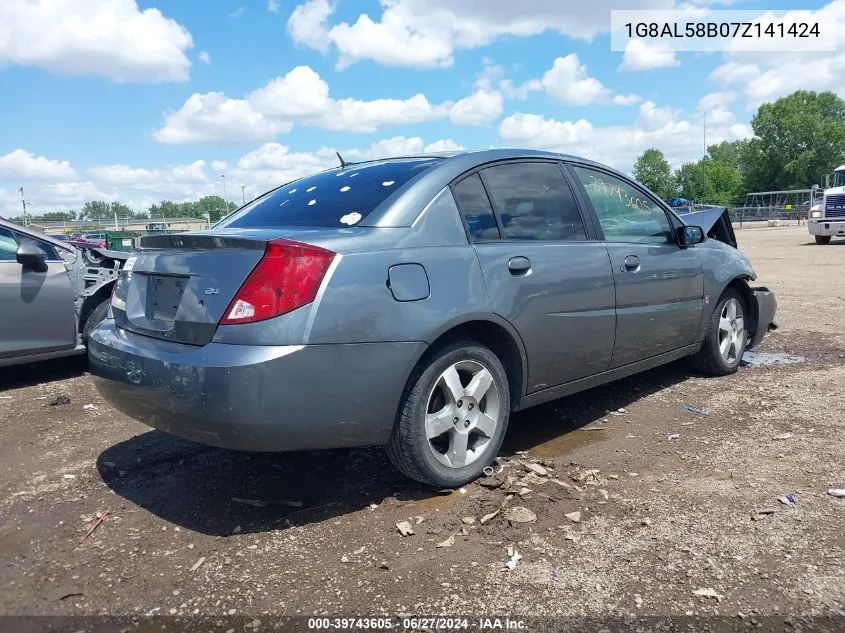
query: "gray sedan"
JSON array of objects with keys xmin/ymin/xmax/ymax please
[
  {"xmin": 89, "ymin": 149, "xmax": 776, "ymax": 487},
  {"xmin": 0, "ymin": 218, "xmax": 125, "ymax": 368}
]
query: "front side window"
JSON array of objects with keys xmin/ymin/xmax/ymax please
[
  {"xmin": 217, "ymin": 158, "xmax": 442, "ymax": 229},
  {"xmin": 481, "ymin": 162, "xmax": 587, "ymax": 241},
  {"xmin": 572, "ymin": 165, "xmax": 673, "ymax": 245},
  {"xmin": 0, "ymin": 227, "xmax": 18, "ymax": 261}
]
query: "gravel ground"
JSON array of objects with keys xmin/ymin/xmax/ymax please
[{"xmin": 0, "ymin": 225, "xmax": 843, "ymax": 631}]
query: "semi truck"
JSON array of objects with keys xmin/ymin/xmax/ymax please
[{"xmin": 809, "ymin": 165, "xmax": 845, "ymax": 244}]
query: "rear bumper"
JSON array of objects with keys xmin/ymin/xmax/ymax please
[
  {"xmin": 88, "ymin": 320, "xmax": 425, "ymax": 452},
  {"xmin": 749, "ymin": 287, "xmax": 777, "ymax": 349},
  {"xmin": 808, "ymin": 219, "xmax": 845, "ymax": 236}
]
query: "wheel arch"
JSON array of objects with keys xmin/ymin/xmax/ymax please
[
  {"xmin": 724, "ymin": 275, "xmax": 758, "ymax": 346},
  {"xmin": 78, "ymin": 281, "xmax": 114, "ymax": 333},
  {"xmin": 411, "ymin": 314, "xmax": 528, "ymax": 411}
]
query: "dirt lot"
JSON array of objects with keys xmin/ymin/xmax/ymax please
[{"xmin": 1, "ymin": 226, "xmax": 843, "ymax": 630}]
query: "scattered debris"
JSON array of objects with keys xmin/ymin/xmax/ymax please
[
  {"xmin": 482, "ymin": 466, "xmax": 495, "ymax": 477},
  {"xmin": 504, "ymin": 546, "xmax": 522, "ymax": 571},
  {"xmin": 517, "ymin": 487, "xmax": 532, "ymax": 497},
  {"xmin": 693, "ymin": 588, "xmax": 725, "ymax": 602},
  {"xmin": 458, "ymin": 487, "xmax": 467, "ymax": 495},
  {"xmin": 396, "ymin": 521, "xmax": 415, "ymax": 537},
  {"xmin": 461, "ymin": 517, "xmax": 476, "ymax": 525},
  {"xmin": 668, "ymin": 434, "xmax": 681, "ymax": 441},
  {"xmin": 523, "ymin": 462, "xmax": 549, "ymax": 477},
  {"xmin": 62, "ymin": 474, "xmax": 76, "ymax": 480},
  {"xmin": 341, "ymin": 555, "xmax": 349, "ymax": 563},
  {"xmin": 368, "ymin": 503, "xmax": 378, "ymax": 510},
  {"xmin": 83, "ymin": 404, "xmax": 98, "ymax": 410},
  {"xmin": 772, "ymin": 433, "xmax": 793, "ymax": 441},
  {"xmin": 189, "ymin": 557, "xmax": 206, "ymax": 572},
  {"xmin": 503, "ymin": 506, "xmax": 537, "ymax": 524},
  {"xmin": 641, "ymin": 518, "xmax": 652, "ymax": 527},
  {"xmin": 752, "ymin": 508, "xmax": 777, "ymax": 521},
  {"xmin": 78, "ymin": 511, "xmax": 110, "ymax": 545},
  {"xmin": 436, "ymin": 535, "xmax": 455, "ymax": 548},
  {"xmin": 232, "ymin": 525, "xmax": 242, "ymax": 534},
  {"xmin": 683, "ymin": 404, "xmax": 709, "ymax": 417},
  {"xmin": 231, "ymin": 497, "xmax": 268, "ymax": 508},
  {"xmin": 778, "ymin": 495, "xmax": 797, "ymax": 506},
  {"xmin": 564, "ymin": 511, "xmax": 581, "ymax": 523},
  {"xmin": 379, "ymin": 561, "xmax": 390, "ymax": 570},
  {"xmin": 353, "ymin": 546, "xmax": 365, "ymax": 555},
  {"xmin": 414, "ymin": 516, "xmax": 425, "ymax": 525},
  {"xmin": 47, "ymin": 395, "xmax": 71, "ymax": 407},
  {"xmin": 828, "ymin": 489, "xmax": 845, "ymax": 498},
  {"xmin": 741, "ymin": 351, "xmax": 804, "ymax": 367},
  {"xmin": 480, "ymin": 510, "xmax": 499, "ymax": 525}
]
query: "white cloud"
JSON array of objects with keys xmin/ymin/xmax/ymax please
[
  {"xmin": 1, "ymin": 137, "xmax": 464, "ymax": 217},
  {"xmin": 287, "ymin": 0, "xmax": 672, "ymax": 69},
  {"xmin": 155, "ymin": 65, "xmax": 463, "ymax": 144},
  {"xmin": 613, "ymin": 94, "xmax": 642, "ymax": 106},
  {"xmin": 711, "ymin": 1, "xmax": 845, "ymax": 109},
  {"xmin": 198, "ymin": 51, "xmax": 211, "ymax": 64},
  {"xmin": 87, "ymin": 161, "xmax": 210, "ymax": 188},
  {"xmin": 0, "ymin": 150, "xmax": 78, "ymax": 181},
  {"xmin": 268, "ymin": 0, "xmax": 282, "ymax": 12},
  {"xmin": 228, "ymin": 7, "xmax": 246, "ymax": 18},
  {"xmin": 538, "ymin": 54, "xmax": 609, "ymax": 106},
  {"xmin": 0, "ymin": 0, "xmax": 193, "ymax": 83},
  {"xmin": 619, "ymin": 39, "xmax": 680, "ymax": 72},
  {"xmin": 154, "ymin": 92, "xmax": 289, "ymax": 145},
  {"xmin": 449, "ymin": 90, "xmax": 504, "ymax": 126},
  {"xmin": 503, "ymin": 55, "xmax": 640, "ymax": 107},
  {"xmin": 499, "ymin": 100, "xmax": 752, "ymax": 171}
]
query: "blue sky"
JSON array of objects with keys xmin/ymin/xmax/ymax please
[{"xmin": 0, "ymin": 0, "xmax": 840, "ymax": 216}]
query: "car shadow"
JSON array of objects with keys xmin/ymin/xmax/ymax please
[
  {"xmin": 97, "ymin": 360, "xmax": 692, "ymax": 536},
  {"xmin": 800, "ymin": 240, "xmax": 845, "ymax": 246},
  {"xmin": 0, "ymin": 355, "xmax": 88, "ymax": 391}
]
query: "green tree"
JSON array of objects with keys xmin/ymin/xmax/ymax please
[
  {"xmin": 674, "ymin": 162, "xmax": 714, "ymax": 202},
  {"xmin": 632, "ymin": 148, "xmax": 675, "ymax": 200},
  {"xmin": 706, "ymin": 140, "xmax": 750, "ymax": 172},
  {"xmin": 744, "ymin": 90, "xmax": 845, "ymax": 191},
  {"xmin": 701, "ymin": 160, "xmax": 743, "ymax": 205},
  {"xmin": 196, "ymin": 195, "xmax": 237, "ymax": 222},
  {"xmin": 110, "ymin": 202, "xmax": 133, "ymax": 219},
  {"xmin": 80, "ymin": 200, "xmax": 111, "ymax": 221},
  {"xmin": 39, "ymin": 210, "xmax": 76, "ymax": 222}
]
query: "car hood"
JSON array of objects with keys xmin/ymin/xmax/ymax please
[{"xmin": 680, "ymin": 207, "xmax": 737, "ymax": 248}]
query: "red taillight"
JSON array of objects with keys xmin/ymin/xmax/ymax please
[{"xmin": 220, "ymin": 239, "xmax": 336, "ymax": 325}]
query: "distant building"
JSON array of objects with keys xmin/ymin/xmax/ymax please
[{"xmin": 26, "ymin": 217, "xmax": 209, "ymax": 236}]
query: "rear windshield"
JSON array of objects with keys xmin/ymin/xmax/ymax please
[{"xmin": 218, "ymin": 158, "xmax": 442, "ymax": 229}]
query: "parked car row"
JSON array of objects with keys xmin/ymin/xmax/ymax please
[{"xmin": 83, "ymin": 149, "xmax": 777, "ymax": 487}]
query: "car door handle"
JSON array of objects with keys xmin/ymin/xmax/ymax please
[
  {"xmin": 508, "ymin": 256, "xmax": 531, "ymax": 276},
  {"xmin": 622, "ymin": 255, "xmax": 640, "ymax": 272}
]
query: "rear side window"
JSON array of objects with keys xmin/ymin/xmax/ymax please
[
  {"xmin": 0, "ymin": 227, "xmax": 17, "ymax": 261},
  {"xmin": 218, "ymin": 158, "xmax": 441, "ymax": 229},
  {"xmin": 480, "ymin": 162, "xmax": 587, "ymax": 241},
  {"xmin": 452, "ymin": 174, "xmax": 500, "ymax": 241}
]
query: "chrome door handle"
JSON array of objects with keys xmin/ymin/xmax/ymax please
[{"xmin": 508, "ymin": 256, "xmax": 531, "ymax": 275}]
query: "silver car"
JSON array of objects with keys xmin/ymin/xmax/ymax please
[
  {"xmin": 0, "ymin": 218, "xmax": 126, "ymax": 368},
  {"xmin": 89, "ymin": 150, "xmax": 776, "ymax": 487}
]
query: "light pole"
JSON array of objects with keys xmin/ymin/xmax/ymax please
[
  {"xmin": 221, "ymin": 174, "xmax": 228, "ymax": 201},
  {"xmin": 241, "ymin": 184, "xmax": 246, "ymax": 205}
]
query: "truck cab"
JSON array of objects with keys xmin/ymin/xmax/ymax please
[{"xmin": 809, "ymin": 166, "xmax": 845, "ymax": 244}]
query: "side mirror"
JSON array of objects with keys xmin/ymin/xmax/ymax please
[
  {"xmin": 678, "ymin": 225, "xmax": 705, "ymax": 246},
  {"xmin": 16, "ymin": 241, "xmax": 48, "ymax": 272}
]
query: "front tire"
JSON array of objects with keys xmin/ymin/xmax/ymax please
[
  {"xmin": 690, "ymin": 288, "xmax": 747, "ymax": 375},
  {"xmin": 815, "ymin": 235, "xmax": 832, "ymax": 245},
  {"xmin": 387, "ymin": 341, "xmax": 511, "ymax": 488}
]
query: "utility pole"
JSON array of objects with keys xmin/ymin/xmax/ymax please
[
  {"xmin": 703, "ymin": 115, "xmax": 707, "ymax": 158},
  {"xmin": 241, "ymin": 184, "xmax": 246, "ymax": 205},
  {"xmin": 18, "ymin": 187, "xmax": 28, "ymax": 226}
]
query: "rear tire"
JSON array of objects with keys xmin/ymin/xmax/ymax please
[
  {"xmin": 815, "ymin": 235, "xmax": 832, "ymax": 245},
  {"xmin": 690, "ymin": 288, "xmax": 747, "ymax": 375},
  {"xmin": 386, "ymin": 341, "xmax": 511, "ymax": 488},
  {"xmin": 82, "ymin": 299, "xmax": 110, "ymax": 343}
]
